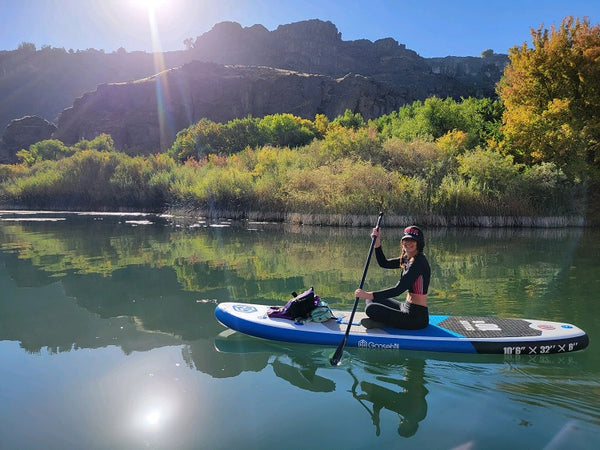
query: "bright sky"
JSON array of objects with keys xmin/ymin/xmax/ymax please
[{"xmin": 0, "ymin": 0, "xmax": 598, "ymax": 57}]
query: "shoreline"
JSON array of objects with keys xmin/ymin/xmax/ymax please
[
  {"xmin": 0, "ymin": 207, "xmax": 589, "ymax": 227},
  {"xmin": 158, "ymin": 207, "xmax": 589, "ymax": 228}
]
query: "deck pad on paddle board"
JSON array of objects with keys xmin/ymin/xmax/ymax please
[{"xmin": 215, "ymin": 302, "xmax": 589, "ymax": 355}]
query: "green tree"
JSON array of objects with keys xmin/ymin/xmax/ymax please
[
  {"xmin": 457, "ymin": 148, "xmax": 523, "ymax": 196},
  {"xmin": 258, "ymin": 114, "xmax": 316, "ymax": 148},
  {"xmin": 169, "ymin": 114, "xmax": 315, "ymax": 162},
  {"xmin": 457, "ymin": 97, "xmax": 505, "ymax": 147},
  {"xmin": 331, "ymin": 109, "xmax": 366, "ymax": 130},
  {"xmin": 17, "ymin": 139, "xmax": 72, "ymax": 166},
  {"xmin": 374, "ymin": 97, "xmax": 503, "ymax": 148},
  {"xmin": 497, "ymin": 16, "xmax": 600, "ymax": 180},
  {"xmin": 224, "ymin": 117, "xmax": 265, "ymax": 153},
  {"xmin": 73, "ymin": 134, "xmax": 116, "ymax": 152},
  {"xmin": 313, "ymin": 114, "xmax": 330, "ymax": 138},
  {"xmin": 318, "ymin": 124, "xmax": 383, "ymax": 164},
  {"xmin": 169, "ymin": 119, "xmax": 227, "ymax": 161}
]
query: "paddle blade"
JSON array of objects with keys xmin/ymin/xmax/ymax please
[
  {"xmin": 329, "ymin": 340, "xmax": 346, "ymax": 366},
  {"xmin": 329, "ymin": 353, "xmax": 342, "ymax": 366}
]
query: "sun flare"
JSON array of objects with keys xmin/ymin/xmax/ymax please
[{"xmin": 133, "ymin": 0, "xmax": 168, "ymax": 13}]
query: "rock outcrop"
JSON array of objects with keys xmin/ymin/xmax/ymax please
[
  {"xmin": 0, "ymin": 116, "xmax": 57, "ymax": 163},
  {"xmin": 188, "ymin": 20, "xmax": 492, "ymax": 99},
  {"xmin": 54, "ymin": 62, "xmax": 404, "ymax": 153},
  {"xmin": 425, "ymin": 54, "xmax": 508, "ymax": 97}
]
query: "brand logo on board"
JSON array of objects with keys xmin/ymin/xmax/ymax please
[
  {"xmin": 358, "ymin": 339, "xmax": 400, "ymax": 350},
  {"xmin": 233, "ymin": 304, "xmax": 258, "ymax": 314},
  {"xmin": 459, "ymin": 320, "xmax": 501, "ymax": 331}
]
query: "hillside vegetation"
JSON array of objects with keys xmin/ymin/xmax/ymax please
[{"xmin": 1, "ymin": 17, "xmax": 598, "ymax": 225}]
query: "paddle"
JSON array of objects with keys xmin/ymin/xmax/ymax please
[{"xmin": 330, "ymin": 211, "xmax": 383, "ymax": 366}]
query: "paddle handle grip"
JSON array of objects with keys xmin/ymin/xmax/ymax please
[{"xmin": 357, "ymin": 212, "xmax": 383, "ymax": 290}]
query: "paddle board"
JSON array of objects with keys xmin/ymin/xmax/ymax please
[{"xmin": 215, "ymin": 302, "xmax": 589, "ymax": 355}]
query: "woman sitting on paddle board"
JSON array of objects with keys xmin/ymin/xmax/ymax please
[{"xmin": 355, "ymin": 225, "xmax": 430, "ymax": 330}]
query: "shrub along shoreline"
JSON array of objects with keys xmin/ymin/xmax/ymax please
[{"xmin": 0, "ymin": 100, "xmax": 592, "ymax": 226}]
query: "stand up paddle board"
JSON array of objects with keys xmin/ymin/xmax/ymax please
[{"xmin": 215, "ymin": 303, "xmax": 589, "ymax": 355}]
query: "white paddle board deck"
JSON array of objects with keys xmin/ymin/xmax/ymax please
[{"xmin": 215, "ymin": 302, "xmax": 589, "ymax": 355}]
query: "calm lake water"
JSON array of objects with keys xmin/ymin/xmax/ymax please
[{"xmin": 1, "ymin": 211, "xmax": 598, "ymax": 449}]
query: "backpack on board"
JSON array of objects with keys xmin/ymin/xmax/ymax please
[{"xmin": 267, "ymin": 287, "xmax": 335, "ymax": 323}]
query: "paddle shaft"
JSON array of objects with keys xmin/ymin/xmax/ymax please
[{"xmin": 330, "ymin": 212, "xmax": 383, "ymax": 365}]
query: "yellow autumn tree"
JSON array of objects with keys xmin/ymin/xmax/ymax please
[{"xmin": 497, "ymin": 16, "xmax": 600, "ymax": 180}]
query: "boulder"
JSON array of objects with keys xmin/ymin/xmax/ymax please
[{"xmin": 0, "ymin": 115, "xmax": 57, "ymax": 163}]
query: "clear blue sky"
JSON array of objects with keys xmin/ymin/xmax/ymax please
[{"xmin": 1, "ymin": 0, "xmax": 598, "ymax": 57}]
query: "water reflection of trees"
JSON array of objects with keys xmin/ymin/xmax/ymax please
[{"xmin": 0, "ymin": 213, "xmax": 588, "ymax": 309}]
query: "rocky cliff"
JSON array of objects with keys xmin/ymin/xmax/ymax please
[
  {"xmin": 425, "ymin": 55, "xmax": 508, "ymax": 97},
  {"xmin": 188, "ymin": 20, "xmax": 506, "ymax": 98},
  {"xmin": 1, "ymin": 19, "xmax": 509, "ymax": 157},
  {"xmin": 54, "ymin": 62, "xmax": 404, "ymax": 153},
  {"xmin": 190, "ymin": 21, "xmax": 426, "ymax": 78}
]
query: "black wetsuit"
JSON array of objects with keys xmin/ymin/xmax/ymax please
[{"xmin": 366, "ymin": 247, "xmax": 431, "ymax": 330}]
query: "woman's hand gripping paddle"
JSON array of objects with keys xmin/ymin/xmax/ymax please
[{"xmin": 330, "ymin": 212, "xmax": 383, "ymax": 366}]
